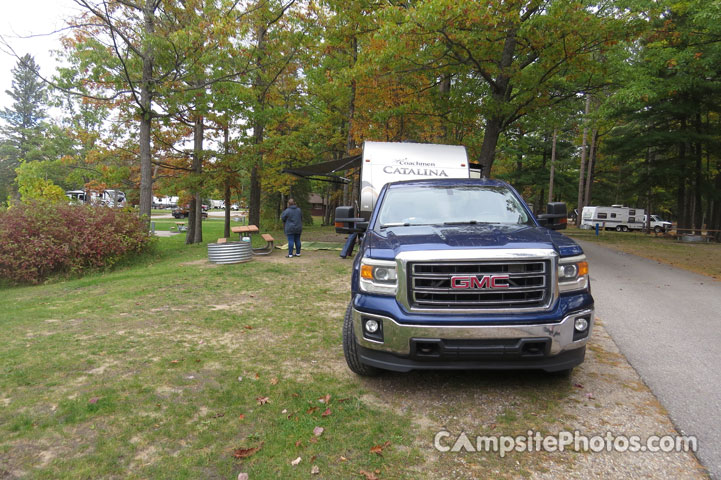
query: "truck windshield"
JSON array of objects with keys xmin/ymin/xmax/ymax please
[{"xmin": 376, "ymin": 185, "xmax": 532, "ymax": 228}]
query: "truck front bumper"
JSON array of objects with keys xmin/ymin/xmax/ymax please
[{"xmin": 352, "ymin": 306, "xmax": 594, "ymax": 372}]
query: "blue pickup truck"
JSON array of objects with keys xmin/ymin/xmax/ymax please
[{"xmin": 337, "ymin": 176, "xmax": 594, "ymax": 376}]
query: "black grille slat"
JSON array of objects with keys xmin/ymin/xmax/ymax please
[{"xmin": 409, "ymin": 260, "xmax": 551, "ymax": 309}]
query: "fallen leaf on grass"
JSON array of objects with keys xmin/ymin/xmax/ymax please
[
  {"xmin": 212, "ymin": 412, "xmax": 225, "ymax": 418},
  {"xmin": 244, "ymin": 325, "xmax": 253, "ymax": 330},
  {"xmin": 254, "ymin": 373, "xmax": 260, "ymax": 380},
  {"xmin": 339, "ymin": 456, "xmax": 347, "ymax": 462},
  {"xmin": 311, "ymin": 465, "xmax": 320, "ymax": 475},
  {"xmin": 360, "ymin": 469, "xmax": 379, "ymax": 480},
  {"xmin": 270, "ymin": 377, "xmax": 279, "ymax": 385},
  {"xmin": 291, "ymin": 456, "xmax": 302, "ymax": 466},
  {"xmin": 237, "ymin": 473, "xmax": 249, "ymax": 480},
  {"xmin": 257, "ymin": 396, "xmax": 270, "ymax": 405},
  {"xmin": 321, "ymin": 408, "xmax": 332, "ymax": 417},
  {"xmin": 585, "ymin": 392, "xmax": 594, "ymax": 400},
  {"xmin": 313, "ymin": 426, "xmax": 324, "ymax": 437},
  {"xmin": 370, "ymin": 441, "xmax": 391, "ymax": 456},
  {"xmin": 295, "ymin": 440, "xmax": 302, "ymax": 448},
  {"xmin": 233, "ymin": 443, "xmax": 263, "ymax": 459},
  {"xmin": 170, "ymin": 360, "xmax": 180, "ymax": 364},
  {"xmin": 88, "ymin": 397, "xmax": 99, "ymax": 404},
  {"xmin": 306, "ymin": 406, "xmax": 319, "ymax": 414},
  {"xmin": 238, "ymin": 414, "xmax": 245, "ymax": 420},
  {"xmin": 309, "ymin": 437, "xmax": 318, "ymax": 444},
  {"xmin": 574, "ymin": 383, "xmax": 584, "ymax": 389},
  {"xmin": 318, "ymin": 394, "xmax": 331, "ymax": 404}
]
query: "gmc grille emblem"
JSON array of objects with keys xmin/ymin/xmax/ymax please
[{"xmin": 450, "ymin": 275, "xmax": 510, "ymax": 289}]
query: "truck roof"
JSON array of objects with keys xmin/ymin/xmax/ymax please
[{"xmin": 384, "ymin": 178, "xmax": 510, "ymax": 188}]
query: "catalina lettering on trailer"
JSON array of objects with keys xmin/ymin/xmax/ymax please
[{"xmin": 383, "ymin": 159, "xmax": 450, "ymax": 177}]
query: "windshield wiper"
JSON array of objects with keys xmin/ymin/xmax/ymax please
[
  {"xmin": 379, "ymin": 222, "xmax": 411, "ymax": 229},
  {"xmin": 442, "ymin": 221, "xmax": 505, "ymax": 226}
]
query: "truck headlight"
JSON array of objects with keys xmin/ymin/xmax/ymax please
[
  {"xmin": 558, "ymin": 256, "xmax": 589, "ymax": 293},
  {"xmin": 359, "ymin": 259, "xmax": 398, "ymax": 295}
]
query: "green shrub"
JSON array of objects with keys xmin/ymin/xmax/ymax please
[{"xmin": 0, "ymin": 201, "xmax": 154, "ymax": 285}]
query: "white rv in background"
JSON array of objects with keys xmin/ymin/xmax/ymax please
[
  {"xmin": 359, "ymin": 141, "xmax": 470, "ymax": 218},
  {"xmin": 66, "ymin": 189, "xmax": 126, "ymax": 207},
  {"xmin": 582, "ymin": 205, "xmax": 645, "ymax": 232}
]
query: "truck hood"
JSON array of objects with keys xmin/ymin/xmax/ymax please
[{"xmin": 365, "ymin": 224, "xmax": 583, "ymax": 260}]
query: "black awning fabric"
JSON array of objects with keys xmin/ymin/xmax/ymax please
[{"xmin": 282, "ymin": 154, "xmax": 362, "ymax": 183}]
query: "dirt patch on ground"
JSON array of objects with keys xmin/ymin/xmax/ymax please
[{"xmin": 354, "ymin": 320, "xmax": 707, "ymax": 479}]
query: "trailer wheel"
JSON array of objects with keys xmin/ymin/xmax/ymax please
[
  {"xmin": 343, "ymin": 302, "xmax": 381, "ymax": 377},
  {"xmin": 622, "ymin": 225, "xmax": 629, "ymax": 232},
  {"xmin": 615, "ymin": 225, "xmax": 622, "ymax": 232}
]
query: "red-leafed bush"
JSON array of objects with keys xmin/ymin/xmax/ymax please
[{"xmin": 0, "ymin": 202, "xmax": 154, "ymax": 285}]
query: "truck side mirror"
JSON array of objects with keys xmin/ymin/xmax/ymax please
[
  {"xmin": 537, "ymin": 202, "xmax": 568, "ymax": 230},
  {"xmin": 334, "ymin": 206, "xmax": 368, "ymax": 234}
]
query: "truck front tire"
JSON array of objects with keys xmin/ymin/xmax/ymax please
[{"xmin": 343, "ymin": 302, "xmax": 381, "ymax": 377}]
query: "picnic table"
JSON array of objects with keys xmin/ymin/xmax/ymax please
[{"xmin": 229, "ymin": 224, "xmax": 274, "ymax": 255}]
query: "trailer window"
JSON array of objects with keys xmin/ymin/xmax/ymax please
[
  {"xmin": 597, "ymin": 213, "xmax": 607, "ymax": 219},
  {"xmin": 376, "ymin": 185, "xmax": 532, "ymax": 227}
]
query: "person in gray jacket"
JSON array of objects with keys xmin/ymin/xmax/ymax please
[{"xmin": 280, "ymin": 198, "xmax": 303, "ymax": 257}]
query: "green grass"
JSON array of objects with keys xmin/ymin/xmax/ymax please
[
  {"xmin": 1, "ymin": 221, "xmax": 589, "ymax": 479},
  {"xmin": 566, "ymin": 227, "xmax": 721, "ymax": 280}
]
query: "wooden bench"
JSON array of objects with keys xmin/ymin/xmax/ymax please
[{"xmin": 252, "ymin": 233, "xmax": 274, "ymax": 255}]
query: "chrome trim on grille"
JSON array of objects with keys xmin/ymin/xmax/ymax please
[{"xmin": 395, "ymin": 249, "xmax": 559, "ymax": 313}]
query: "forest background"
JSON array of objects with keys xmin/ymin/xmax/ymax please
[{"xmin": 1, "ymin": 0, "xmax": 720, "ymax": 243}]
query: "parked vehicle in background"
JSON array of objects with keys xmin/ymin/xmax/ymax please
[
  {"xmin": 172, "ymin": 205, "xmax": 208, "ymax": 219},
  {"xmin": 581, "ymin": 205, "xmax": 644, "ymax": 232},
  {"xmin": 210, "ymin": 200, "xmax": 225, "ymax": 209},
  {"xmin": 644, "ymin": 214, "xmax": 673, "ymax": 233},
  {"xmin": 66, "ymin": 190, "xmax": 87, "ymax": 204},
  {"xmin": 153, "ymin": 196, "xmax": 179, "ymax": 209},
  {"xmin": 230, "ymin": 204, "xmax": 240, "ymax": 211},
  {"xmin": 65, "ymin": 189, "xmax": 126, "ymax": 208}
]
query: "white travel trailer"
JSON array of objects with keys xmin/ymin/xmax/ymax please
[
  {"xmin": 65, "ymin": 189, "xmax": 127, "ymax": 207},
  {"xmin": 358, "ymin": 141, "xmax": 471, "ymax": 218},
  {"xmin": 582, "ymin": 205, "xmax": 645, "ymax": 232},
  {"xmin": 153, "ymin": 196, "xmax": 179, "ymax": 209}
]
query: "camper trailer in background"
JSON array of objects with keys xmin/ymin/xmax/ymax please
[
  {"xmin": 153, "ymin": 196, "xmax": 179, "ymax": 209},
  {"xmin": 581, "ymin": 205, "xmax": 644, "ymax": 232},
  {"xmin": 65, "ymin": 189, "xmax": 127, "ymax": 208}
]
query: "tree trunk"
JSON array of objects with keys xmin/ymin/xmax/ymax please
[
  {"xmin": 694, "ymin": 114, "xmax": 703, "ymax": 234},
  {"xmin": 477, "ymin": 117, "xmax": 504, "ymax": 177},
  {"xmin": 584, "ymin": 128, "xmax": 598, "ymax": 207},
  {"xmin": 249, "ymin": 23, "xmax": 267, "ymax": 229},
  {"xmin": 548, "ymin": 128, "xmax": 557, "ymax": 203},
  {"xmin": 223, "ymin": 125, "xmax": 231, "ymax": 239},
  {"xmin": 576, "ymin": 96, "xmax": 591, "ymax": 226},
  {"xmin": 186, "ymin": 115, "xmax": 203, "ymax": 244},
  {"xmin": 138, "ymin": 0, "xmax": 155, "ymax": 223}
]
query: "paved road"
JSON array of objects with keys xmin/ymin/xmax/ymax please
[{"xmin": 579, "ymin": 240, "xmax": 721, "ymax": 479}]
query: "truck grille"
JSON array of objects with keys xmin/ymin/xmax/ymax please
[{"xmin": 408, "ymin": 260, "xmax": 551, "ymax": 309}]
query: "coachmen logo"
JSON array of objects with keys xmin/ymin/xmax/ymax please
[{"xmin": 450, "ymin": 275, "xmax": 510, "ymax": 289}]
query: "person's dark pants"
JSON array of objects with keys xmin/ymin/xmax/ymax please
[{"xmin": 287, "ymin": 233, "xmax": 301, "ymax": 256}]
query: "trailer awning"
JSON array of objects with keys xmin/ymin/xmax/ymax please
[{"xmin": 282, "ymin": 154, "xmax": 362, "ymax": 184}]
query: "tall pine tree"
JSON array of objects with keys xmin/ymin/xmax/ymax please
[{"xmin": 0, "ymin": 54, "xmax": 48, "ymax": 201}]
